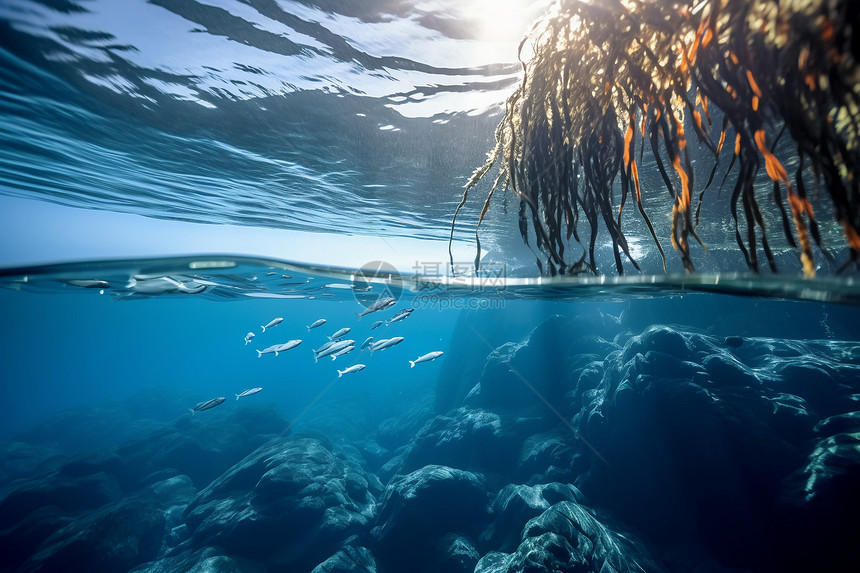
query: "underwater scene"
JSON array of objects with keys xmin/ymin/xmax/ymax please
[{"xmin": 2, "ymin": 1, "xmax": 860, "ymax": 572}]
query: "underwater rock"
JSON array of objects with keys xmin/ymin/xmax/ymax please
[
  {"xmin": 0, "ymin": 470, "xmax": 123, "ymax": 530},
  {"xmin": 785, "ymin": 430, "xmax": 860, "ymax": 515},
  {"xmin": 814, "ymin": 411, "xmax": 860, "ymax": 435},
  {"xmin": 115, "ymin": 404, "xmax": 288, "ymax": 489},
  {"xmin": 352, "ymin": 439, "xmax": 390, "ymax": 472},
  {"xmin": 130, "ymin": 546, "xmax": 266, "ymax": 573},
  {"xmin": 57, "ymin": 449, "xmax": 133, "ymax": 488},
  {"xmin": 466, "ymin": 315, "xmax": 618, "ymax": 416},
  {"xmin": 182, "ymin": 435, "xmax": 376, "ymax": 570},
  {"xmin": 484, "ymin": 483, "xmax": 586, "ymax": 553},
  {"xmin": 464, "ymin": 313, "xmax": 619, "ymax": 418},
  {"xmin": 574, "ymin": 325, "xmax": 836, "ymax": 568},
  {"xmin": 146, "ymin": 474, "xmax": 196, "ymax": 506},
  {"xmin": 435, "ymin": 308, "xmax": 538, "ymax": 412},
  {"xmin": 0, "ymin": 506, "xmax": 73, "ymax": 572},
  {"xmin": 516, "ymin": 431, "xmax": 580, "ymax": 484},
  {"xmin": 13, "ymin": 386, "xmax": 200, "ymax": 453},
  {"xmin": 433, "ymin": 533, "xmax": 481, "ymax": 573},
  {"xmin": 310, "ymin": 537, "xmax": 377, "ymax": 573},
  {"xmin": 437, "ymin": 309, "xmax": 621, "ymax": 412},
  {"xmin": 779, "ymin": 430, "xmax": 860, "ymax": 571},
  {"xmin": 375, "ymin": 402, "xmax": 434, "ymax": 450},
  {"xmin": 0, "ymin": 442, "xmax": 63, "ymax": 487},
  {"xmin": 476, "ymin": 501, "xmax": 666, "ymax": 573},
  {"xmin": 393, "ymin": 407, "xmax": 520, "ymax": 475},
  {"xmin": 372, "ymin": 464, "xmax": 488, "ymax": 570},
  {"xmin": 20, "ymin": 496, "xmax": 164, "ymax": 573}
]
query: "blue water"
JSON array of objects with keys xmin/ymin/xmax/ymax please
[{"xmin": 2, "ymin": 1, "xmax": 860, "ymax": 572}]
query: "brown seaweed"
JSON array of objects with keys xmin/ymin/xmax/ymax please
[{"xmin": 451, "ymin": 0, "xmax": 860, "ymax": 277}]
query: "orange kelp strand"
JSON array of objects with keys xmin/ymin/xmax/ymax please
[
  {"xmin": 754, "ymin": 129, "xmax": 788, "ymax": 182},
  {"xmin": 716, "ymin": 128, "xmax": 727, "ymax": 154},
  {"xmin": 457, "ymin": 0, "xmax": 860, "ymax": 277},
  {"xmin": 755, "ymin": 129, "xmax": 816, "ymax": 277},
  {"xmin": 746, "ymin": 70, "xmax": 763, "ymax": 98}
]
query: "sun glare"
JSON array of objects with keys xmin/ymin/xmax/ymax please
[{"xmin": 458, "ymin": 0, "xmax": 550, "ymax": 44}]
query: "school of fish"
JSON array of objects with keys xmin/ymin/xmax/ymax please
[{"xmin": 189, "ymin": 294, "xmax": 443, "ymax": 414}]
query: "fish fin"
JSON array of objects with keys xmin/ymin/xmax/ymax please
[
  {"xmin": 409, "ymin": 361, "xmax": 415, "ymax": 368},
  {"xmin": 274, "ymin": 351, "xmax": 279, "ymax": 356},
  {"xmin": 256, "ymin": 350, "xmax": 262, "ymax": 358}
]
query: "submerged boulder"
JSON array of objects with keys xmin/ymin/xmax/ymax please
[
  {"xmin": 19, "ymin": 497, "xmax": 164, "ymax": 573},
  {"xmin": 372, "ymin": 465, "xmax": 488, "ymax": 570},
  {"xmin": 182, "ymin": 435, "xmax": 377, "ymax": 571},
  {"xmin": 779, "ymin": 429, "xmax": 860, "ymax": 571},
  {"xmin": 394, "ymin": 408, "xmax": 521, "ymax": 475},
  {"xmin": 475, "ymin": 500, "xmax": 666, "ymax": 572},
  {"xmin": 310, "ymin": 537, "xmax": 377, "ymax": 573},
  {"xmin": 573, "ymin": 324, "xmax": 857, "ymax": 569},
  {"xmin": 465, "ymin": 314, "xmax": 619, "ymax": 416},
  {"xmin": 130, "ymin": 546, "xmax": 266, "ymax": 573},
  {"xmin": 484, "ymin": 482, "xmax": 586, "ymax": 553},
  {"xmin": 115, "ymin": 404, "xmax": 288, "ymax": 489}
]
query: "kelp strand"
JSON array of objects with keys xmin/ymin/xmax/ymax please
[{"xmin": 451, "ymin": 0, "xmax": 860, "ymax": 277}]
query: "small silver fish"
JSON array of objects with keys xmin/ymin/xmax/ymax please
[
  {"xmin": 314, "ymin": 339, "xmax": 356, "ymax": 362},
  {"xmin": 409, "ymin": 351, "xmax": 444, "ymax": 367},
  {"xmin": 190, "ymin": 397, "xmax": 226, "ymax": 415},
  {"xmin": 274, "ymin": 339, "xmax": 302, "ymax": 355},
  {"xmin": 330, "ymin": 345, "xmax": 355, "ymax": 360},
  {"xmin": 370, "ymin": 336, "xmax": 404, "ymax": 354},
  {"xmin": 357, "ymin": 296, "xmax": 396, "ymax": 318},
  {"xmin": 261, "ymin": 317, "xmax": 283, "ymax": 332},
  {"xmin": 329, "ymin": 327, "xmax": 351, "ymax": 340},
  {"xmin": 307, "ymin": 318, "xmax": 327, "ymax": 331},
  {"xmin": 235, "ymin": 387, "xmax": 263, "ymax": 400},
  {"xmin": 244, "ymin": 332, "xmax": 255, "ymax": 345},
  {"xmin": 386, "ymin": 308, "xmax": 415, "ymax": 326},
  {"xmin": 67, "ymin": 279, "xmax": 110, "ymax": 289},
  {"xmin": 359, "ymin": 336, "xmax": 374, "ymax": 351},
  {"xmin": 337, "ymin": 364, "xmax": 366, "ymax": 377},
  {"xmin": 370, "ymin": 321, "xmax": 384, "ymax": 330},
  {"xmin": 256, "ymin": 344, "xmax": 281, "ymax": 358},
  {"xmin": 314, "ymin": 340, "xmax": 337, "ymax": 354}
]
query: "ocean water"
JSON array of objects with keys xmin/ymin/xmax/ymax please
[{"xmin": 1, "ymin": 1, "xmax": 860, "ymax": 573}]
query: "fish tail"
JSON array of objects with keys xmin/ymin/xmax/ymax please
[
  {"xmin": 331, "ymin": 355, "xmax": 337, "ymax": 361},
  {"xmin": 235, "ymin": 394, "xmax": 240, "ymax": 400},
  {"xmin": 307, "ymin": 326, "xmax": 311, "ymax": 331},
  {"xmin": 337, "ymin": 370, "xmax": 343, "ymax": 377},
  {"xmin": 256, "ymin": 350, "xmax": 262, "ymax": 358},
  {"xmin": 189, "ymin": 409, "xmax": 195, "ymax": 416},
  {"xmin": 355, "ymin": 312, "xmax": 362, "ymax": 321},
  {"xmin": 409, "ymin": 360, "xmax": 415, "ymax": 368},
  {"xmin": 261, "ymin": 325, "xmax": 266, "ymax": 332}
]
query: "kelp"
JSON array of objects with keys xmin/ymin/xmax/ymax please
[{"xmin": 452, "ymin": 0, "xmax": 860, "ymax": 277}]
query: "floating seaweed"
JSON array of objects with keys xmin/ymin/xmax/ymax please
[{"xmin": 451, "ymin": 0, "xmax": 859, "ymax": 277}]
